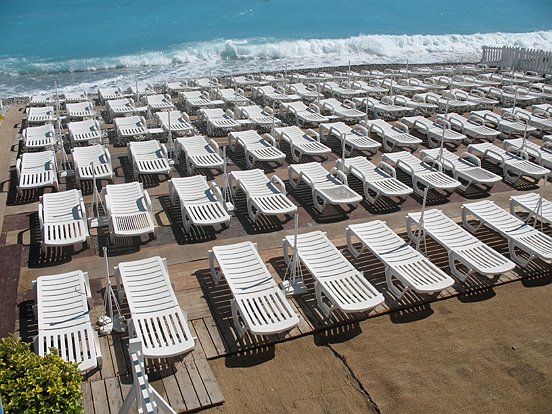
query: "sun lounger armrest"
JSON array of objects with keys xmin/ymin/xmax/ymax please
[
  {"xmin": 413, "ymin": 120, "xmax": 429, "ymax": 134},
  {"xmin": 343, "ymin": 99, "xmax": 356, "ymax": 109},
  {"xmin": 369, "ymin": 122, "xmax": 384, "ymax": 136},
  {"xmin": 542, "ymin": 136, "xmax": 552, "ymax": 148},
  {"xmin": 421, "ymin": 155, "xmax": 443, "ymax": 172},
  {"xmin": 483, "ymin": 112, "xmax": 500, "ymax": 124},
  {"xmin": 208, "ymin": 250, "xmax": 223, "ymax": 285},
  {"xmin": 505, "ymin": 147, "xmax": 529, "ymax": 160},
  {"xmin": 160, "ymin": 143, "xmax": 169, "ymax": 159},
  {"xmin": 208, "ymin": 139, "xmax": 221, "ymax": 156},
  {"xmin": 209, "ymin": 182, "xmax": 225, "ymax": 204},
  {"xmin": 329, "ymin": 167, "xmax": 348, "ymax": 185},
  {"xmin": 16, "ymin": 158, "xmax": 22, "ymax": 177},
  {"xmin": 425, "ymin": 94, "xmax": 439, "ymax": 104},
  {"xmin": 460, "ymin": 152, "xmax": 481, "ymax": 167},
  {"xmin": 38, "ymin": 201, "xmax": 45, "ymax": 228},
  {"xmin": 309, "ymin": 103, "xmax": 321, "ymax": 113},
  {"xmin": 226, "ymin": 109, "xmax": 235, "ymax": 119},
  {"xmin": 263, "ymin": 133, "xmax": 277, "ymax": 147},
  {"xmin": 270, "ymin": 175, "xmax": 287, "ymax": 195},
  {"xmin": 352, "ymin": 124, "xmax": 369, "ymax": 137},
  {"xmin": 482, "ymin": 148, "xmax": 506, "ymax": 162},
  {"xmin": 377, "ymin": 161, "xmax": 397, "ymax": 178},
  {"xmin": 532, "ymin": 108, "xmax": 550, "ymax": 118},
  {"xmin": 263, "ymin": 105, "xmax": 274, "ymax": 116},
  {"xmin": 488, "ymin": 87, "xmax": 503, "ymax": 97},
  {"xmin": 394, "ymin": 95, "xmax": 407, "ymax": 107},
  {"xmin": 276, "ymin": 85, "xmax": 286, "ymax": 94},
  {"xmin": 434, "ymin": 118, "xmax": 451, "ymax": 130},
  {"xmin": 447, "ymin": 115, "xmax": 464, "ymax": 130},
  {"xmin": 467, "ymin": 114, "xmax": 483, "ymax": 126},
  {"xmin": 305, "ymin": 129, "xmax": 320, "ymax": 141},
  {"xmin": 395, "ymin": 159, "xmax": 416, "ymax": 175},
  {"xmin": 143, "ymin": 190, "xmax": 153, "ymax": 213}
]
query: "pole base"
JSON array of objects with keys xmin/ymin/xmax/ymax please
[
  {"xmin": 112, "ymin": 315, "xmax": 127, "ymax": 333},
  {"xmin": 280, "ymin": 279, "xmax": 308, "ymax": 297}
]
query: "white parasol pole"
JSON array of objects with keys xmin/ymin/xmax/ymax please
[
  {"xmin": 167, "ymin": 110, "xmax": 179, "ymax": 166},
  {"xmin": 222, "ymin": 146, "xmax": 234, "ymax": 208},
  {"xmin": 281, "ymin": 213, "xmax": 307, "ymax": 296},
  {"xmin": 271, "ymin": 100, "xmax": 276, "ymax": 135},
  {"xmin": 512, "ymin": 85, "xmax": 517, "ymax": 110},
  {"xmin": 340, "ymin": 132, "xmax": 347, "ymax": 172},
  {"xmin": 438, "ymin": 119, "xmax": 446, "ymax": 162},
  {"xmin": 415, "ymin": 187, "xmax": 429, "ymax": 254},
  {"xmin": 97, "ymin": 247, "xmax": 126, "ymax": 335}
]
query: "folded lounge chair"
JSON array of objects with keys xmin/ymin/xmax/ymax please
[
  {"xmin": 209, "ymin": 241, "xmax": 300, "ymax": 337},
  {"xmin": 467, "ymin": 142, "xmax": 548, "ymax": 184},
  {"xmin": 346, "ymin": 220, "xmax": 454, "ymax": 300},
  {"xmin": 406, "ymin": 209, "xmax": 515, "ymax": 280},
  {"xmin": 282, "ymin": 231, "xmax": 384, "ymax": 317},
  {"xmin": 336, "ymin": 156, "xmax": 413, "ymax": 204},
  {"xmin": 382, "ymin": 151, "xmax": 461, "ymax": 197},
  {"xmin": 197, "ymin": 108, "xmax": 241, "ymax": 136},
  {"xmin": 420, "ymin": 148, "xmax": 501, "ymax": 192},
  {"xmin": 39, "ymin": 189, "xmax": 89, "ymax": 251},
  {"xmin": 154, "ymin": 110, "xmax": 194, "ymax": 137},
  {"xmin": 272, "ymin": 126, "xmax": 331, "ymax": 163},
  {"xmin": 103, "ymin": 182, "xmax": 156, "ymax": 239},
  {"xmin": 34, "ymin": 270, "xmax": 101, "ymax": 373},
  {"xmin": 22, "ymin": 124, "xmax": 57, "ymax": 150},
  {"xmin": 71, "ymin": 144, "xmax": 114, "ymax": 188},
  {"xmin": 16, "ymin": 150, "xmax": 59, "ymax": 194},
  {"xmin": 503, "ymin": 137, "xmax": 552, "ymax": 170},
  {"xmin": 229, "ymin": 169, "xmax": 297, "ymax": 222},
  {"xmin": 401, "ymin": 116, "xmax": 466, "ymax": 148},
  {"xmin": 228, "ymin": 130, "xmax": 286, "ymax": 169},
  {"xmin": 67, "ymin": 119, "xmax": 103, "ymax": 145},
  {"xmin": 462, "ymin": 200, "xmax": 552, "ymax": 266},
  {"xmin": 279, "ymin": 101, "xmax": 329, "ymax": 127},
  {"xmin": 319, "ymin": 122, "xmax": 381, "ymax": 156},
  {"xmin": 127, "ymin": 140, "xmax": 171, "ymax": 181},
  {"xmin": 288, "ymin": 162, "xmax": 362, "ymax": 212},
  {"xmin": 116, "ymin": 256, "xmax": 195, "ymax": 357},
  {"xmin": 510, "ymin": 192, "xmax": 552, "ymax": 226},
  {"xmin": 175, "ymin": 135, "xmax": 224, "ymax": 175},
  {"xmin": 362, "ymin": 119, "xmax": 422, "ymax": 152},
  {"xmin": 169, "ymin": 176, "xmax": 231, "ymax": 232}
]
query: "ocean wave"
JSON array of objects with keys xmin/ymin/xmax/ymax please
[{"xmin": 2, "ymin": 31, "xmax": 551, "ymax": 77}]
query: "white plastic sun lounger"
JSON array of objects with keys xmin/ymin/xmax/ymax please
[
  {"xmin": 286, "ymin": 83, "xmax": 324, "ymax": 100},
  {"xmin": 382, "ymin": 79, "xmax": 427, "ymax": 97},
  {"xmin": 503, "ymin": 138, "xmax": 552, "ymax": 170},
  {"xmin": 279, "ymin": 101, "xmax": 329, "ymax": 127},
  {"xmin": 441, "ymin": 113, "xmax": 500, "ymax": 143},
  {"xmin": 114, "ymin": 115, "xmax": 149, "ymax": 141},
  {"xmin": 319, "ymin": 122, "xmax": 381, "ymax": 156},
  {"xmin": 413, "ymin": 92, "xmax": 470, "ymax": 113},
  {"xmin": 336, "ymin": 156, "xmax": 413, "ymax": 204},
  {"xmin": 228, "ymin": 130, "xmax": 286, "ymax": 168},
  {"xmin": 350, "ymin": 80, "xmax": 388, "ymax": 97},
  {"xmin": 128, "ymin": 140, "xmax": 171, "ymax": 181},
  {"xmin": 482, "ymin": 86, "xmax": 537, "ymax": 107},
  {"xmin": 462, "ymin": 200, "xmax": 552, "ymax": 265},
  {"xmin": 26, "ymin": 106, "xmax": 56, "ymax": 125},
  {"xmin": 322, "ymin": 81, "xmax": 365, "ymax": 99},
  {"xmin": 34, "ymin": 271, "xmax": 101, "ymax": 373},
  {"xmin": 66, "ymin": 101, "xmax": 96, "ymax": 120},
  {"xmin": 362, "ymin": 119, "xmax": 422, "ymax": 152},
  {"xmin": 401, "ymin": 116, "xmax": 466, "ymax": 148},
  {"xmin": 253, "ymin": 85, "xmax": 301, "ymax": 105},
  {"xmin": 213, "ymin": 88, "xmax": 251, "ymax": 106},
  {"xmin": 198, "ymin": 108, "xmax": 241, "ymax": 136},
  {"xmin": 67, "ymin": 119, "xmax": 103, "ymax": 145},
  {"xmin": 178, "ymin": 90, "xmax": 224, "ymax": 114},
  {"xmin": 145, "ymin": 94, "xmax": 175, "ymax": 113},
  {"xmin": 506, "ymin": 108, "xmax": 552, "ymax": 133},
  {"xmin": 71, "ymin": 144, "xmax": 114, "ymax": 187},
  {"xmin": 116, "ymin": 256, "xmax": 195, "ymax": 358},
  {"xmin": 273, "ymin": 126, "xmax": 331, "ymax": 162},
  {"xmin": 319, "ymin": 98, "xmax": 366, "ymax": 122},
  {"xmin": 420, "ymin": 147, "xmax": 501, "ymax": 192},
  {"xmin": 103, "ymin": 182, "xmax": 156, "ymax": 239},
  {"xmin": 191, "ymin": 77, "xmax": 219, "ymax": 90},
  {"xmin": 470, "ymin": 110, "xmax": 537, "ymax": 137},
  {"xmin": 174, "ymin": 135, "xmax": 224, "ymax": 175},
  {"xmin": 353, "ymin": 96, "xmax": 413, "ymax": 120},
  {"xmin": 392, "ymin": 94, "xmax": 438, "ymax": 116},
  {"xmin": 382, "ymin": 151, "xmax": 461, "ymax": 197},
  {"xmin": 235, "ymin": 104, "xmax": 281, "ymax": 130},
  {"xmin": 98, "ymin": 87, "xmax": 126, "ymax": 104},
  {"xmin": 461, "ymin": 89, "xmax": 499, "ymax": 110},
  {"xmin": 63, "ymin": 90, "xmax": 88, "ymax": 103},
  {"xmin": 154, "ymin": 110, "xmax": 194, "ymax": 136},
  {"xmin": 22, "ymin": 124, "xmax": 56, "ymax": 150},
  {"xmin": 229, "ymin": 169, "xmax": 297, "ymax": 222},
  {"xmin": 406, "ymin": 209, "xmax": 515, "ymax": 280},
  {"xmin": 106, "ymin": 98, "xmax": 137, "ymax": 121},
  {"xmin": 283, "ymin": 231, "xmax": 384, "ymax": 317},
  {"xmin": 346, "ymin": 220, "xmax": 454, "ymax": 300},
  {"xmin": 39, "ymin": 189, "xmax": 89, "ymax": 251},
  {"xmin": 127, "ymin": 83, "xmax": 156, "ymax": 98},
  {"xmin": 16, "ymin": 150, "xmax": 59, "ymax": 193},
  {"xmin": 209, "ymin": 241, "xmax": 299, "ymax": 337},
  {"xmin": 29, "ymin": 94, "xmax": 54, "ymax": 107},
  {"xmin": 467, "ymin": 142, "xmax": 548, "ymax": 184},
  {"xmin": 532, "ymin": 103, "xmax": 552, "ymax": 116},
  {"xmin": 510, "ymin": 192, "xmax": 552, "ymax": 226},
  {"xmin": 229, "ymin": 75, "xmax": 258, "ymax": 89},
  {"xmin": 288, "ymin": 162, "xmax": 362, "ymax": 212},
  {"xmin": 163, "ymin": 80, "xmax": 194, "ymax": 95},
  {"xmin": 169, "ymin": 176, "xmax": 231, "ymax": 231}
]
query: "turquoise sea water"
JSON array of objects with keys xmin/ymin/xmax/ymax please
[{"xmin": 0, "ymin": 0, "xmax": 551, "ymax": 96}]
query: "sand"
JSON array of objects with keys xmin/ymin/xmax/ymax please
[{"xmin": 207, "ymin": 279, "xmax": 552, "ymax": 414}]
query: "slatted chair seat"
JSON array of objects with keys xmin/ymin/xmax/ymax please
[
  {"xmin": 67, "ymin": 119, "xmax": 103, "ymax": 145},
  {"xmin": 503, "ymin": 138, "xmax": 552, "ymax": 170},
  {"xmin": 363, "ymin": 119, "xmax": 422, "ymax": 152},
  {"xmin": 98, "ymin": 87, "xmax": 126, "ymax": 104},
  {"xmin": 72, "ymin": 144, "xmax": 114, "ymax": 187},
  {"xmin": 145, "ymin": 94, "xmax": 175, "ymax": 112},
  {"xmin": 116, "ymin": 256, "xmax": 195, "ymax": 358},
  {"xmin": 273, "ymin": 126, "xmax": 331, "ymax": 163},
  {"xmin": 174, "ymin": 135, "xmax": 224, "ymax": 175},
  {"xmin": 22, "ymin": 124, "xmax": 57, "ymax": 150},
  {"xmin": 128, "ymin": 140, "xmax": 171, "ymax": 181},
  {"xmin": 228, "ymin": 130, "xmax": 286, "ymax": 169},
  {"xmin": 401, "ymin": 116, "xmax": 466, "ymax": 148},
  {"xmin": 66, "ymin": 101, "xmax": 96, "ymax": 120},
  {"xmin": 26, "ymin": 106, "xmax": 56, "ymax": 125},
  {"xmin": 107, "ymin": 98, "xmax": 137, "ymax": 120},
  {"xmin": 443, "ymin": 113, "xmax": 500, "ymax": 142},
  {"xmin": 280, "ymin": 101, "xmax": 329, "ymax": 127},
  {"xmin": 16, "ymin": 150, "xmax": 59, "ymax": 193},
  {"xmin": 114, "ymin": 115, "xmax": 149, "ymax": 141},
  {"xmin": 319, "ymin": 122, "xmax": 380, "ymax": 156},
  {"xmin": 319, "ymin": 98, "xmax": 366, "ymax": 122},
  {"xmin": 29, "ymin": 94, "xmax": 54, "ymax": 106},
  {"xmin": 198, "ymin": 108, "xmax": 241, "ymax": 136},
  {"xmin": 154, "ymin": 110, "xmax": 193, "ymax": 136},
  {"xmin": 462, "ymin": 200, "xmax": 552, "ymax": 266},
  {"xmin": 63, "ymin": 90, "xmax": 88, "ymax": 103},
  {"xmin": 283, "ymin": 230, "xmax": 384, "ymax": 317},
  {"xmin": 510, "ymin": 192, "xmax": 552, "ymax": 226},
  {"xmin": 347, "ymin": 220, "xmax": 454, "ymax": 300},
  {"xmin": 406, "ymin": 208, "xmax": 515, "ymax": 281},
  {"xmin": 209, "ymin": 241, "xmax": 299, "ymax": 337}
]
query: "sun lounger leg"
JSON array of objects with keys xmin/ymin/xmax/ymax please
[
  {"xmin": 312, "ymin": 190, "xmax": 325, "ymax": 212},
  {"xmin": 346, "ymin": 228, "xmax": 364, "ymax": 259},
  {"xmin": 508, "ymin": 240, "xmax": 533, "ymax": 267},
  {"xmin": 448, "ymin": 252, "xmax": 470, "ymax": 282},
  {"xmin": 503, "ymin": 167, "xmax": 520, "ymax": 184},
  {"xmin": 208, "ymin": 251, "xmax": 223, "ymax": 285},
  {"xmin": 231, "ymin": 299, "xmax": 246, "ymax": 338},
  {"xmin": 315, "ymin": 283, "xmax": 334, "ymax": 318},
  {"xmin": 385, "ymin": 268, "xmax": 407, "ymax": 300},
  {"xmin": 461, "ymin": 208, "xmax": 483, "ymax": 234}
]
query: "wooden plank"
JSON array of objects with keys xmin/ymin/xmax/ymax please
[
  {"xmin": 104, "ymin": 377, "xmax": 123, "ymax": 414},
  {"xmin": 110, "ymin": 333, "xmax": 129, "ymax": 377},
  {"xmin": 194, "ymin": 358, "xmax": 224, "ymax": 405},
  {"xmin": 192, "ymin": 319, "xmax": 218, "ymax": 359},
  {"xmin": 81, "ymin": 381, "xmax": 95, "ymax": 414},
  {"xmin": 149, "ymin": 378, "xmax": 169, "ymax": 408},
  {"xmin": 185, "ymin": 360, "xmax": 210, "ymax": 407},
  {"xmin": 185, "ymin": 322, "xmax": 206, "ymax": 361},
  {"xmin": 173, "ymin": 361, "xmax": 201, "ymax": 411},
  {"xmin": 98, "ymin": 335, "xmax": 115, "ymax": 379},
  {"xmin": 161, "ymin": 361, "xmax": 187, "ymax": 413},
  {"xmin": 203, "ymin": 315, "xmax": 231, "ymax": 356},
  {"xmin": 118, "ymin": 376, "xmax": 134, "ymax": 413},
  {"xmin": 90, "ymin": 380, "xmax": 110, "ymax": 414}
]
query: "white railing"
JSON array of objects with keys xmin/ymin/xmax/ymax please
[{"xmin": 480, "ymin": 46, "xmax": 552, "ymax": 75}]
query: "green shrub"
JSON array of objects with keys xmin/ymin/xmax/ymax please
[{"xmin": 0, "ymin": 336, "xmax": 83, "ymax": 414}]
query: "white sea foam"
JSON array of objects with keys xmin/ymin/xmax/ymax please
[{"xmin": 1, "ymin": 31, "xmax": 551, "ymax": 96}]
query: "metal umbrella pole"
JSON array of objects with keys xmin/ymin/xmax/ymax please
[
  {"xmin": 98, "ymin": 247, "xmax": 126, "ymax": 335},
  {"xmin": 167, "ymin": 110, "xmax": 179, "ymax": 166},
  {"xmin": 414, "ymin": 187, "xmax": 429, "ymax": 255},
  {"xmin": 281, "ymin": 213, "xmax": 307, "ymax": 296}
]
